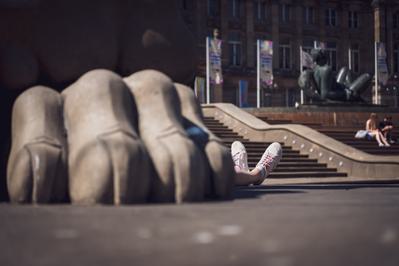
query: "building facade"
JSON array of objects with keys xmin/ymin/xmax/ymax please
[{"xmin": 179, "ymin": 0, "xmax": 399, "ymax": 107}]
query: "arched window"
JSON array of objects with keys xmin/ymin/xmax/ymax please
[
  {"xmin": 229, "ymin": 0, "xmax": 241, "ymax": 18},
  {"xmin": 279, "ymin": 39, "xmax": 291, "ymax": 70},
  {"xmin": 229, "ymin": 32, "xmax": 242, "ymax": 66},
  {"xmin": 254, "ymin": 0, "xmax": 267, "ymax": 21}
]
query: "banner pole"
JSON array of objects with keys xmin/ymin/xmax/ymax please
[
  {"xmin": 374, "ymin": 42, "xmax": 378, "ymax": 105},
  {"xmin": 257, "ymin": 39, "xmax": 260, "ymax": 108},
  {"xmin": 206, "ymin": 37, "xmax": 210, "ymax": 104},
  {"xmin": 348, "ymin": 48, "xmax": 352, "ymax": 70},
  {"xmin": 299, "ymin": 45, "xmax": 304, "ymax": 105}
]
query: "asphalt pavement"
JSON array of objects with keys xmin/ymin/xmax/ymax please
[{"xmin": 1, "ymin": 183, "xmax": 399, "ymax": 266}]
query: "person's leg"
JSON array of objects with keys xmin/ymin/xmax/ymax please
[
  {"xmin": 234, "ymin": 171, "xmax": 262, "ymax": 186},
  {"xmin": 378, "ymin": 131, "xmax": 390, "ymax": 146},
  {"xmin": 253, "ymin": 142, "xmax": 282, "ymax": 184},
  {"xmin": 386, "ymin": 126, "xmax": 394, "ymax": 143},
  {"xmin": 231, "ymin": 141, "xmax": 249, "ymax": 173},
  {"xmin": 381, "ymin": 127, "xmax": 388, "ymax": 138},
  {"xmin": 373, "ymin": 131, "xmax": 384, "ymax": 146},
  {"xmin": 232, "ymin": 141, "xmax": 282, "ymax": 186}
]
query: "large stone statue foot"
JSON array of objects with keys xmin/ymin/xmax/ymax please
[
  {"xmin": 124, "ymin": 70, "xmax": 209, "ymax": 203},
  {"xmin": 174, "ymin": 83, "xmax": 234, "ymax": 199},
  {"xmin": 63, "ymin": 70, "xmax": 151, "ymax": 205},
  {"xmin": 7, "ymin": 86, "xmax": 67, "ymax": 203}
]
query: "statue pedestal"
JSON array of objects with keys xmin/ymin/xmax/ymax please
[{"xmin": 245, "ymin": 105, "xmax": 399, "ymax": 129}]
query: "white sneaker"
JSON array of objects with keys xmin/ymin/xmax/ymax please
[
  {"xmin": 256, "ymin": 142, "xmax": 282, "ymax": 179},
  {"xmin": 231, "ymin": 141, "xmax": 249, "ymax": 173}
]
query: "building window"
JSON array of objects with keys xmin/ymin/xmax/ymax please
[
  {"xmin": 254, "ymin": 0, "xmax": 267, "ymax": 21},
  {"xmin": 350, "ymin": 44, "xmax": 360, "ymax": 73},
  {"xmin": 208, "ymin": 0, "xmax": 220, "ymax": 17},
  {"xmin": 348, "ymin": 11, "xmax": 359, "ymax": 28},
  {"xmin": 394, "ymin": 43, "xmax": 399, "ymax": 73},
  {"xmin": 325, "ymin": 8, "xmax": 337, "ymax": 27},
  {"xmin": 394, "ymin": 11, "xmax": 399, "ymax": 29},
  {"xmin": 229, "ymin": 32, "xmax": 241, "ymax": 66},
  {"xmin": 326, "ymin": 42, "xmax": 337, "ymax": 71},
  {"xmin": 229, "ymin": 0, "xmax": 241, "ymax": 18},
  {"xmin": 279, "ymin": 41, "xmax": 291, "ymax": 70},
  {"xmin": 304, "ymin": 6, "xmax": 315, "ymax": 25},
  {"xmin": 280, "ymin": 4, "xmax": 290, "ymax": 23}
]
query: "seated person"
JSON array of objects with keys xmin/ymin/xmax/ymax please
[
  {"xmin": 379, "ymin": 116, "xmax": 395, "ymax": 144},
  {"xmin": 366, "ymin": 113, "xmax": 390, "ymax": 147}
]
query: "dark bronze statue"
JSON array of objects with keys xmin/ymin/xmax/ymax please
[{"xmin": 298, "ymin": 48, "xmax": 372, "ymax": 102}]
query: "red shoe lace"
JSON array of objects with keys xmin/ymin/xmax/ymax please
[{"xmin": 259, "ymin": 153, "xmax": 273, "ymax": 172}]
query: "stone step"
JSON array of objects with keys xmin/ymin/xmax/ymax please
[
  {"xmin": 223, "ymin": 141, "xmax": 285, "ymax": 146},
  {"xmin": 204, "ymin": 116, "xmax": 348, "ymax": 179},
  {"xmin": 248, "ymin": 154, "xmax": 308, "ymax": 159},
  {"xmin": 342, "ymin": 145, "xmax": 399, "ymax": 151},
  {"xmin": 213, "ymin": 132, "xmax": 241, "ymax": 136},
  {"xmin": 246, "ymin": 150, "xmax": 300, "ymax": 155},
  {"xmin": 278, "ymin": 158, "xmax": 319, "ymax": 162},
  {"xmin": 272, "ymin": 167, "xmax": 339, "ymax": 172},
  {"xmin": 268, "ymin": 172, "xmax": 347, "ymax": 178},
  {"xmin": 278, "ymin": 162, "xmax": 328, "ymax": 167}
]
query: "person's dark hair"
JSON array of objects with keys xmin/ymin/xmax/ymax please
[{"xmin": 311, "ymin": 48, "xmax": 328, "ymax": 66}]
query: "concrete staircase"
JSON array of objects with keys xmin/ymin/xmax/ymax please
[
  {"xmin": 257, "ymin": 116, "xmax": 399, "ymax": 156},
  {"xmin": 204, "ymin": 117, "xmax": 347, "ymax": 179}
]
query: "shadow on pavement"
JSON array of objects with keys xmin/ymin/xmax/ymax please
[
  {"xmin": 233, "ymin": 186, "xmax": 306, "ymax": 199},
  {"xmin": 265, "ymin": 182, "xmax": 399, "ymax": 191},
  {"xmin": 233, "ymin": 181, "xmax": 399, "ymax": 200}
]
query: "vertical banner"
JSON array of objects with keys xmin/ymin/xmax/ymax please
[
  {"xmin": 257, "ymin": 40, "xmax": 273, "ymax": 108},
  {"xmin": 209, "ymin": 37, "xmax": 223, "ymax": 85},
  {"xmin": 238, "ymin": 80, "xmax": 248, "ymax": 108},
  {"xmin": 377, "ymin": 42, "xmax": 389, "ymax": 86},
  {"xmin": 194, "ymin": 77, "xmax": 206, "ymax": 103},
  {"xmin": 259, "ymin": 40, "xmax": 274, "ymax": 87}
]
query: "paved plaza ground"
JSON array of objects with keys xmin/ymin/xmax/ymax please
[{"xmin": 1, "ymin": 183, "xmax": 399, "ymax": 266}]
